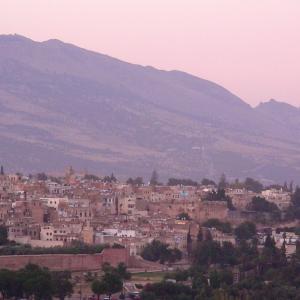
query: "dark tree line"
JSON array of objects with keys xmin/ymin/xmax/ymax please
[
  {"xmin": 141, "ymin": 240, "xmax": 182, "ymax": 264},
  {"xmin": 91, "ymin": 263, "xmax": 130, "ymax": 300},
  {"xmin": 141, "ymin": 220, "xmax": 300, "ymax": 299},
  {"xmin": 126, "ymin": 177, "xmax": 144, "ymax": 186},
  {"xmin": 0, "ymin": 264, "xmax": 73, "ymax": 300},
  {"xmin": 0, "ymin": 241, "xmax": 108, "ymax": 256},
  {"xmin": 168, "ymin": 178, "xmax": 198, "ymax": 186}
]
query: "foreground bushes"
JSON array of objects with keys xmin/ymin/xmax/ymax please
[
  {"xmin": 0, "ymin": 264, "xmax": 73, "ymax": 300},
  {"xmin": 0, "ymin": 241, "xmax": 109, "ymax": 256}
]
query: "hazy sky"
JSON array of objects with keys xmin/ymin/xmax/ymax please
[{"xmin": 1, "ymin": 0, "xmax": 300, "ymax": 106}]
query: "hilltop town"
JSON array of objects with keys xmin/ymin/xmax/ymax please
[
  {"xmin": 1, "ymin": 166, "xmax": 300, "ymax": 299},
  {"xmin": 0, "ymin": 166, "xmax": 298, "ymax": 258}
]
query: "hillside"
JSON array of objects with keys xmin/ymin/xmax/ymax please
[{"xmin": 0, "ymin": 34, "xmax": 300, "ymax": 183}]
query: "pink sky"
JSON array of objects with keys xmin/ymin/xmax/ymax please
[{"xmin": 1, "ymin": 0, "xmax": 300, "ymax": 106}]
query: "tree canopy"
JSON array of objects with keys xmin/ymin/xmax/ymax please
[
  {"xmin": 0, "ymin": 226, "xmax": 8, "ymax": 246},
  {"xmin": 201, "ymin": 178, "xmax": 216, "ymax": 186},
  {"xmin": 244, "ymin": 177, "xmax": 264, "ymax": 192},
  {"xmin": 0, "ymin": 264, "xmax": 73, "ymax": 300},
  {"xmin": 91, "ymin": 263, "xmax": 128, "ymax": 299},
  {"xmin": 168, "ymin": 178, "xmax": 198, "ymax": 186},
  {"xmin": 126, "ymin": 177, "xmax": 144, "ymax": 186},
  {"xmin": 234, "ymin": 221, "xmax": 257, "ymax": 240},
  {"xmin": 150, "ymin": 170, "xmax": 159, "ymax": 186},
  {"xmin": 249, "ymin": 196, "xmax": 279, "ymax": 213},
  {"xmin": 141, "ymin": 240, "xmax": 182, "ymax": 264}
]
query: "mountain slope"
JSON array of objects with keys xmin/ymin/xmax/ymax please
[{"xmin": 0, "ymin": 34, "xmax": 300, "ymax": 183}]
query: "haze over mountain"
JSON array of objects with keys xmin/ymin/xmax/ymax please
[{"xmin": 0, "ymin": 34, "xmax": 299, "ymax": 183}]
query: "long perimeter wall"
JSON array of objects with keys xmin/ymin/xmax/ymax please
[{"xmin": 0, "ymin": 248, "xmax": 129, "ymax": 271}]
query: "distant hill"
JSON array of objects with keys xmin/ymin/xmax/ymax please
[{"xmin": 0, "ymin": 34, "xmax": 299, "ymax": 183}]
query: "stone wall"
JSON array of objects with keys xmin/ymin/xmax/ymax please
[{"xmin": 0, "ymin": 248, "xmax": 129, "ymax": 271}]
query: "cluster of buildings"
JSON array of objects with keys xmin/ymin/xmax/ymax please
[{"xmin": 0, "ymin": 167, "xmax": 297, "ymax": 258}]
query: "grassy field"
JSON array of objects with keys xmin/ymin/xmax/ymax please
[{"xmin": 131, "ymin": 271, "xmax": 170, "ymax": 283}]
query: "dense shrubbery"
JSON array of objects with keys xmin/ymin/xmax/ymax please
[
  {"xmin": 141, "ymin": 281, "xmax": 195, "ymax": 300},
  {"xmin": 126, "ymin": 177, "xmax": 144, "ymax": 186},
  {"xmin": 0, "ymin": 264, "xmax": 73, "ymax": 300},
  {"xmin": 91, "ymin": 263, "xmax": 130, "ymax": 300},
  {"xmin": 193, "ymin": 240, "xmax": 239, "ymax": 267},
  {"xmin": 201, "ymin": 178, "xmax": 216, "ymax": 186},
  {"xmin": 234, "ymin": 221, "xmax": 257, "ymax": 240},
  {"xmin": 248, "ymin": 196, "xmax": 281, "ymax": 223},
  {"xmin": 141, "ymin": 226, "xmax": 300, "ymax": 300},
  {"xmin": 141, "ymin": 240, "xmax": 182, "ymax": 264},
  {"xmin": 286, "ymin": 187, "xmax": 300, "ymax": 220},
  {"xmin": 84, "ymin": 174, "xmax": 100, "ymax": 181},
  {"xmin": 168, "ymin": 178, "xmax": 198, "ymax": 186},
  {"xmin": 0, "ymin": 241, "xmax": 108, "ymax": 256},
  {"xmin": 0, "ymin": 225, "xmax": 8, "ymax": 245},
  {"xmin": 249, "ymin": 196, "xmax": 279, "ymax": 213}
]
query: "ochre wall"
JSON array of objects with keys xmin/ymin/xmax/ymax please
[{"xmin": 0, "ymin": 248, "xmax": 129, "ymax": 271}]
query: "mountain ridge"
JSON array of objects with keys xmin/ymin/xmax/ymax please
[{"xmin": 0, "ymin": 34, "xmax": 299, "ymax": 183}]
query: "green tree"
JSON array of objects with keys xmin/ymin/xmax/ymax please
[
  {"xmin": 244, "ymin": 177, "xmax": 263, "ymax": 193},
  {"xmin": 141, "ymin": 240, "xmax": 182, "ymax": 264},
  {"xmin": 110, "ymin": 173, "xmax": 117, "ymax": 182},
  {"xmin": 91, "ymin": 279, "xmax": 107, "ymax": 300},
  {"xmin": 52, "ymin": 271, "xmax": 73, "ymax": 300},
  {"xmin": 141, "ymin": 281, "xmax": 194, "ymax": 300},
  {"xmin": 133, "ymin": 177, "xmax": 144, "ymax": 186},
  {"xmin": 150, "ymin": 170, "xmax": 159, "ymax": 186},
  {"xmin": 0, "ymin": 269, "xmax": 17, "ymax": 299},
  {"xmin": 292, "ymin": 187, "xmax": 300, "ymax": 207},
  {"xmin": 102, "ymin": 272, "xmax": 123, "ymax": 297},
  {"xmin": 84, "ymin": 174, "xmax": 100, "ymax": 181},
  {"xmin": 127, "ymin": 177, "xmax": 144, "ymax": 185},
  {"xmin": 115, "ymin": 262, "xmax": 131, "ymax": 280},
  {"xmin": 187, "ymin": 229, "xmax": 193, "ymax": 258},
  {"xmin": 36, "ymin": 172, "xmax": 48, "ymax": 181},
  {"xmin": 221, "ymin": 242, "xmax": 238, "ymax": 266},
  {"xmin": 168, "ymin": 178, "xmax": 198, "ymax": 186},
  {"xmin": 234, "ymin": 222, "xmax": 256, "ymax": 240},
  {"xmin": 193, "ymin": 240, "xmax": 222, "ymax": 266},
  {"xmin": 140, "ymin": 291, "xmax": 157, "ymax": 300},
  {"xmin": 289, "ymin": 181, "xmax": 294, "ymax": 193},
  {"xmin": 218, "ymin": 174, "xmax": 228, "ymax": 190},
  {"xmin": 20, "ymin": 264, "xmax": 53, "ymax": 300},
  {"xmin": 250, "ymin": 196, "xmax": 279, "ymax": 213},
  {"xmin": 0, "ymin": 226, "xmax": 8, "ymax": 245},
  {"xmin": 201, "ymin": 178, "xmax": 216, "ymax": 186},
  {"xmin": 126, "ymin": 177, "xmax": 134, "ymax": 185},
  {"xmin": 197, "ymin": 228, "xmax": 203, "ymax": 242}
]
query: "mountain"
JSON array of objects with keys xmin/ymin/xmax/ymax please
[
  {"xmin": 255, "ymin": 99, "xmax": 300, "ymax": 137},
  {"xmin": 0, "ymin": 34, "xmax": 299, "ymax": 183}
]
